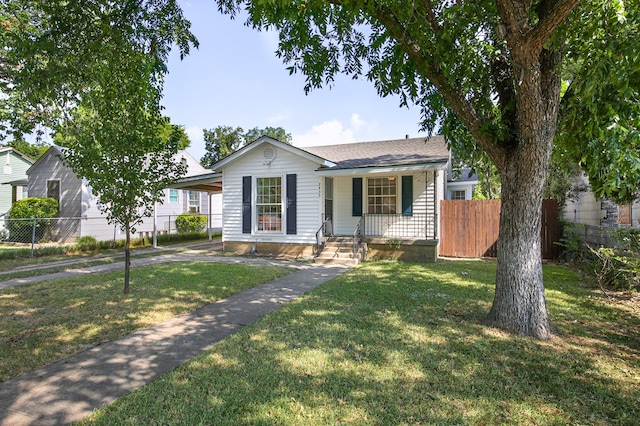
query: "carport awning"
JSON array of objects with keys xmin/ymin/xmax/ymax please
[
  {"xmin": 170, "ymin": 172, "xmax": 222, "ymax": 193},
  {"xmin": 2, "ymin": 178, "xmax": 28, "ymax": 186}
]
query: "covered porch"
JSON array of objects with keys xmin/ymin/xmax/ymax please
[{"xmin": 315, "ymin": 168, "xmax": 443, "ymax": 263}]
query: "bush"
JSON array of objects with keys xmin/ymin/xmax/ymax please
[
  {"xmin": 8, "ymin": 197, "xmax": 59, "ymax": 219},
  {"xmin": 175, "ymin": 213, "xmax": 207, "ymax": 233},
  {"xmin": 7, "ymin": 198, "xmax": 59, "ymax": 243},
  {"xmin": 558, "ymin": 221, "xmax": 640, "ymax": 291},
  {"xmin": 76, "ymin": 236, "xmax": 98, "ymax": 251}
]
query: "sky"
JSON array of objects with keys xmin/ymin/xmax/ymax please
[{"xmin": 163, "ymin": 1, "xmax": 427, "ymax": 163}]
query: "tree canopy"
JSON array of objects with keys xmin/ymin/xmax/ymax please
[
  {"xmin": 2, "ymin": 1, "xmax": 197, "ymax": 293},
  {"xmin": 201, "ymin": 125, "xmax": 292, "ymax": 168},
  {"xmin": 5, "ymin": 139, "xmax": 48, "ymax": 160},
  {"xmin": 1, "ymin": 0, "xmax": 197, "ymax": 140},
  {"xmin": 215, "ymin": 0, "xmax": 639, "ymax": 338}
]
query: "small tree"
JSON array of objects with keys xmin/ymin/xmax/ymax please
[{"xmin": 1, "ymin": 1, "xmax": 197, "ymax": 293}]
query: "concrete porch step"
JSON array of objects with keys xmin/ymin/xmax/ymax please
[{"xmin": 314, "ymin": 237, "xmax": 364, "ymax": 266}]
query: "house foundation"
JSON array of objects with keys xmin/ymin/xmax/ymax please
[
  {"xmin": 223, "ymin": 241, "xmax": 315, "ymax": 259},
  {"xmin": 365, "ymin": 238, "xmax": 439, "ymax": 263}
]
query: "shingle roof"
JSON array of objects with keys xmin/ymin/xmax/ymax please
[{"xmin": 302, "ymin": 136, "xmax": 449, "ymax": 170}]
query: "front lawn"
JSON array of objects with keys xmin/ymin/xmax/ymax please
[
  {"xmin": 0, "ymin": 262, "xmax": 293, "ymax": 382},
  {"xmin": 82, "ymin": 260, "xmax": 640, "ymax": 425}
]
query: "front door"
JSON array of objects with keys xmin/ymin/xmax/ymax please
[{"xmin": 324, "ymin": 177, "xmax": 333, "ymax": 222}]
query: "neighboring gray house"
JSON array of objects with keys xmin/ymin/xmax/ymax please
[
  {"xmin": 25, "ymin": 145, "xmax": 220, "ymax": 242},
  {"xmin": 174, "ymin": 135, "xmax": 450, "ymax": 263},
  {"xmin": 0, "ymin": 145, "xmax": 34, "ymax": 217}
]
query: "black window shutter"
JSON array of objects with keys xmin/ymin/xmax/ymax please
[
  {"xmin": 242, "ymin": 176, "xmax": 251, "ymax": 234},
  {"xmin": 352, "ymin": 177, "xmax": 362, "ymax": 216},
  {"xmin": 402, "ymin": 175, "xmax": 413, "ymax": 216},
  {"xmin": 286, "ymin": 174, "xmax": 297, "ymax": 234}
]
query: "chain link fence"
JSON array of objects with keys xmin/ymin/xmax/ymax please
[{"xmin": 0, "ymin": 214, "xmax": 222, "ymax": 248}]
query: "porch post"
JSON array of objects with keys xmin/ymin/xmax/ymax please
[
  {"xmin": 433, "ymin": 170, "xmax": 438, "ymax": 239},
  {"xmin": 208, "ymin": 193, "xmax": 212, "ymax": 241}
]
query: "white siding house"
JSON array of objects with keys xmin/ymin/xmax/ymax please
[{"xmin": 176, "ymin": 135, "xmax": 450, "ymax": 262}]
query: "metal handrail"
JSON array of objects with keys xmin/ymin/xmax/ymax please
[
  {"xmin": 352, "ymin": 215, "xmax": 364, "ymax": 259},
  {"xmin": 315, "ymin": 217, "xmax": 332, "ymax": 256}
]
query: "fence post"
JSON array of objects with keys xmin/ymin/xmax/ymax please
[{"xmin": 31, "ymin": 218, "xmax": 37, "ymax": 258}]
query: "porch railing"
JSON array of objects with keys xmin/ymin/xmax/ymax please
[
  {"xmin": 363, "ymin": 213, "xmax": 437, "ymax": 239},
  {"xmin": 315, "ymin": 217, "xmax": 333, "ymax": 256},
  {"xmin": 353, "ymin": 215, "xmax": 365, "ymax": 259}
]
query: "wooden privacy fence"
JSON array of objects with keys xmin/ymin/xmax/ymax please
[{"xmin": 440, "ymin": 199, "xmax": 559, "ymax": 259}]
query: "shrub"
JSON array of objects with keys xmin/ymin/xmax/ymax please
[
  {"xmin": 559, "ymin": 221, "xmax": 640, "ymax": 291},
  {"xmin": 175, "ymin": 213, "xmax": 207, "ymax": 233},
  {"xmin": 7, "ymin": 198, "xmax": 59, "ymax": 243},
  {"xmin": 76, "ymin": 236, "xmax": 98, "ymax": 251},
  {"xmin": 8, "ymin": 197, "xmax": 59, "ymax": 219}
]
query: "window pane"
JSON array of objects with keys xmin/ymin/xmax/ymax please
[
  {"xmin": 367, "ymin": 177, "xmax": 396, "ymax": 215},
  {"xmin": 256, "ymin": 177, "xmax": 282, "ymax": 231},
  {"xmin": 169, "ymin": 189, "xmax": 179, "ymax": 203}
]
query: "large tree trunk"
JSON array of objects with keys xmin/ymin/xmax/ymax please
[
  {"xmin": 482, "ymin": 35, "xmax": 562, "ymax": 340},
  {"xmin": 483, "ymin": 147, "xmax": 554, "ymax": 339}
]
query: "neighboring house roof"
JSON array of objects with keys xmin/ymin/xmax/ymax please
[
  {"xmin": 27, "ymin": 145, "xmax": 202, "ymax": 176},
  {"xmin": 303, "ymin": 136, "xmax": 449, "ymax": 172},
  {"xmin": 448, "ymin": 167, "xmax": 479, "ymax": 183},
  {"xmin": 0, "ymin": 146, "xmax": 36, "ymax": 164}
]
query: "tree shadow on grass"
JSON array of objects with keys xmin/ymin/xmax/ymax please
[{"xmin": 84, "ymin": 260, "xmax": 639, "ymax": 425}]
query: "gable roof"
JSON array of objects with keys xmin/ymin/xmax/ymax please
[
  {"xmin": 302, "ymin": 136, "xmax": 449, "ymax": 173},
  {"xmin": 26, "ymin": 145, "xmax": 65, "ymax": 175},
  {"xmin": 27, "ymin": 145, "xmax": 201, "ymax": 176},
  {"xmin": 212, "ymin": 136, "xmax": 333, "ymax": 171},
  {"xmin": 0, "ymin": 146, "xmax": 36, "ymax": 164}
]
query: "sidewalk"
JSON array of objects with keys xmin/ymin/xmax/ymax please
[
  {"xmin": 0, "ymin": 239, "xmax": 223, "ymax": 277},
  {"xmin": 0, "ymin": 249, "xmax": 351, "ymax": 425},
  {"xmin": 0, "ymin": 240, "xmax": 224, "ymax": 290}
]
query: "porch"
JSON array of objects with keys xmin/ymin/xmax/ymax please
[{"xmin": 315, "ymin": 212, "xmax": 439, "ymax": 264}]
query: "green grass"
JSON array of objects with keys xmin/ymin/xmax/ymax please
[
  {"xmin": 81, "ymin": 260, "xmax": 640, "ymax": 425},
  {"xmin": 0, "ymin": 261, "xmax": 293, "ymax": 382}
]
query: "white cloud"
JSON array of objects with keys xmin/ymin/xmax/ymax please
[
  {"xmin": 350, "ymin": 113, "xmax": 366, "ymax": 130},
  {"xmin": 293, "ymin": 120, "xmax": 357, "ymax": 147},
  {"xmin": 293, "ymin": 114, "xmax": 381, "ymax": 147}
]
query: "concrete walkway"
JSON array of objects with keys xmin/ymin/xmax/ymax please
[{"xmin": 0, "ymin": 246, "xmax": 351, "ymax": 425}]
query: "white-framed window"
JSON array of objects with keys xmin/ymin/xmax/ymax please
[
  {"xmin": 367, "ymin": 177, "xmax": 397, "ymax": 214},
  {"xmin": 256, "ymin": 176, "xmax": 282, "ymax": 231},
  {"xmin": 450, "ymin": 190, "xmax": 466, "ymax": 200},
  {"xmin": 188, "ymin": 191, "xmax": 200, "ymax": 213},
  {"xmin": 168, "ymin": 189, "xmax": 179, "ymax": 204}
]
